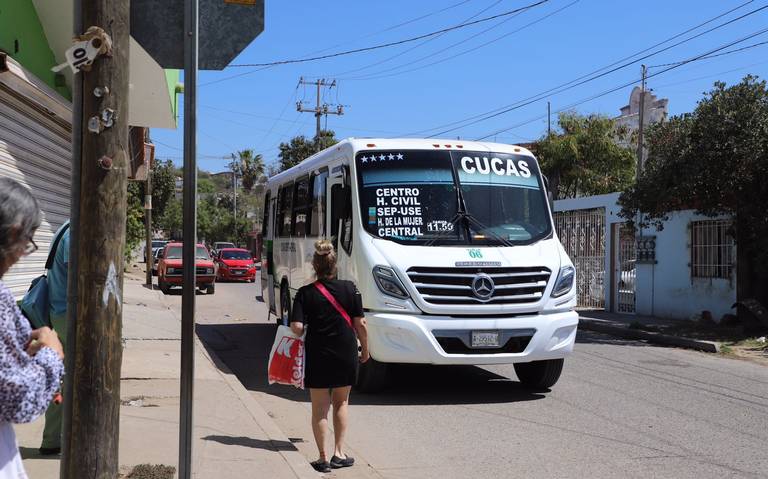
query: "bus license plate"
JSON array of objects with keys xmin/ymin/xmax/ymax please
[{"xmin": 471, "ymin": 331, "xmax": 500, "ymax": 348}]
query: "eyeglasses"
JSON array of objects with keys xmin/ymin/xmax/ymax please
[{"xmin": 24, "ymin": 238, "xmax": 38, "ymax": 255}]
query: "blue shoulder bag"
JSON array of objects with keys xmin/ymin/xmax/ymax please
[{"xmin": 20, "ymin": 223, "xmax": 69, "ymax": 329}]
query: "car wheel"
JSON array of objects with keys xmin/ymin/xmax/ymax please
[
  {"xmin": 159, "ymin": 279, "xmax": 170, "ymax": 295},
  {"xmin": 206, "ymin": 283, "xmax": 215, "ymax": 295},
  {"xmin": 513, "ymin": 359, "xmax": 564, "ymax": 391}
]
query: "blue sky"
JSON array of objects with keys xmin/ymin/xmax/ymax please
[{"xmin": 150, "ymin": 0, "xmax": 768, "ymax": 173}]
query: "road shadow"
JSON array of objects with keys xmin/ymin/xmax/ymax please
[
  {"xmin": 18, "ymin": 447, "xmax": 58, "ymax": 460},
  {"xmin": 201, "ymin": 435, "xmax": 298, "ymax": 452},
  {"xmin": 196, "ymin": 322, "xmax": 546, "ymax": 406}
]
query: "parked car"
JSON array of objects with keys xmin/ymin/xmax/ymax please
[
  {"xmin": 151, "ymin": 247, "xmax": 164, "ymax": 276},
  {"xmin": 211, "ymin": 241, "xmax": 236, "ymax": 255},
  {"xmin": 215, "ymin": 248, "xmax": 258, "ymax": 282},
  {"xmin": 144, "ymin": 239, "xmax": 169, "ymax": 263},
  {"xmin": 157, "ymin": 242, "xmax": 216, "ymax": 295}
]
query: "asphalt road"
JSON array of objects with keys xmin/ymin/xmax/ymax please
[{"xmin": 186, "ymin": 280, "xmax": 768, "ymax": 479}]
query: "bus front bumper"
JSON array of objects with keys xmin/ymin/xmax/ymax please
[{"xmin": 366, "ymin": 310, "xmax": 578, "ymax": 365}]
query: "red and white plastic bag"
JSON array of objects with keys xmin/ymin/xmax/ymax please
[{"xmin": 267, "ymin": 325, "xmax": 305, "ymax": 389}]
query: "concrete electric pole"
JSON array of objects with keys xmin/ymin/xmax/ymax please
[
  {"xmin": 636, "ymin": 64, "xmax": 647, "ymax": 178},
  {"xmin": 296, "ymin": 77, "xmax": 344, "ymax": 142},
  {"xmin": 62, "ymin": 1, "xmax": 129, "ymax": 478}
]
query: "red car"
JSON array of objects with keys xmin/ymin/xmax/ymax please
[
  {"xmin": 158, "ymin": 243, "xmax": 216, "ymax": 294},
  {"xmin": 215, "ymin": 248, "xmax": 258, "ymax": 282}
]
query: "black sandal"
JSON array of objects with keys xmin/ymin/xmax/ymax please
[
  {"xmin": 330, "ymin": 455, "xmax": 355, "ymax": 468},
  {"xmin": 311, "ymin": 460, "xmax": 331, "ymax": 473}
]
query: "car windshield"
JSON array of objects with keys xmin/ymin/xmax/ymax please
[
  {"xmin": 151, "ymin": 241, "xmax": 166, "ymax": 248},
  {"xmin": 221, "ymin": 251, "xmax": 251, "ymax": 260},
  {"xmin": 356, "ymin": 149, "xmax": 551, "ymax": 245},
  {"xmin": 165, "ymin": 246, "xmax": 210, "ymax": 260},
  {"xmin": 215, "ymin": 243, "xmax": 235, "ymax": 249}
]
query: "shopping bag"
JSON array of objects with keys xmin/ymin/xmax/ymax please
[{"xmin": 267, "ymin": 325, "xmax": 305, "ymax": 389}]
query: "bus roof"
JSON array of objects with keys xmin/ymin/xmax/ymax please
[{"xmin": 267, "ymin": 138, "xmax": 535, "ymax": 186}]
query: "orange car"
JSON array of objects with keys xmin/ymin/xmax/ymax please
[{"xmin": 157, "ymin": 243, "xmax": 216, "ymax": 295}]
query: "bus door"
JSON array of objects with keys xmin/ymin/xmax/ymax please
[
  {"xmin": 328, "ymin": 164, "xmax": 353, "ymax": 278},
  {"xmin": 261, "ymin": 192, "xmax": 277, "ymax": 314}
]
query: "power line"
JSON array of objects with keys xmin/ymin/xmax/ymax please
[
  {"xmin": 343, "ymin": 0, "xmax": 579, "ymax": 82},
  {"xmin": 473, "ymin": 26, "xmax": 768, "ymax": 140},
  {"xmin": 226, "ymin": 0, "xmax": 551, "ymax": 67},
  {"xmin": 327, "ymin": 0, "xmax": 506, "ymax": 78},
  {"xmin": 411, "ymin": 2, "xmax": 768, "ymax": 138},
  {"xmin": 648, "ymin": 39, "xmax": 768, "ymax": 68}
]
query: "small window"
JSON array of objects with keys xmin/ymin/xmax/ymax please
[
  {"xmin": 292, "ymin": 176, "xmax": 310, "ymax": 237},
  {"xmin": 310, "ymin": 170, "xmax": 328, "ymax": 237},
  {"xmin": 277, "ymin": 183, "xmax": 293, "ymax": 237},
  {"xmin": 690, "ymin": 220, "xmax": 733, "ymax": 279},
  {"xmin": 261, "ymin": 191, "xmax": 271, "ymax": 237}
]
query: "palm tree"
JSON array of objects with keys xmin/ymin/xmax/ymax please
[{"xmin": 230, "ymin": 149, "xmax": 265, "ymax": 192}]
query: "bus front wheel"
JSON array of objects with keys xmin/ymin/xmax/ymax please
[{"xmin": 513, "ymin": 359, "xmax": 564, "ymax": 390}]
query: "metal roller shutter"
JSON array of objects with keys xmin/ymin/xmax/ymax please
[{"xmin": 0, "ymin": 59, "xmax": 72, "ymax": 299}]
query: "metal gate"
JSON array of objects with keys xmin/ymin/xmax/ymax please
[
  {"xmin": 0, "ymin": 60, "xmax": 71, "ymax": 299},
  {"xmin": 554, "ymin": 208, "xmax": 606, "ymax": 310},
  {"xmin": 615, "ymin": 226, "xmax": 636, "ymax": 313}
]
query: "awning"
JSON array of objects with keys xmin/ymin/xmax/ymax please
[{"xmin": 31, "ymin": 0, "xmax": 178, "ymax": 129}]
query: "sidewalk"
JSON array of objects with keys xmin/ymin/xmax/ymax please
[
  {"xmin": 15, "ymin": 272, "xmax": 317, "ymax": 479},
  {"xmin": 578, "ymin": 310, "xmax": 721, "ymax": 353}
]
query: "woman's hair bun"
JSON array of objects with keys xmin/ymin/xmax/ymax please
[{"xmin": 314, "ymin": 239, "xmax": 334, "ymax": 256}]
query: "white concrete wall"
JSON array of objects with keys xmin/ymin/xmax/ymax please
[
  {"xmin": 636, "ymin": 211, "xmax": 736, "ymax": 321},
  {"xmin": 555, "ymin": 195, "xmax": 736, "ymax": 320}
]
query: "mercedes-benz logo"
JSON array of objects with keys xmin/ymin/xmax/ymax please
[{"xmin": 471, "ymin": 273, "xmax": 495, "ymax": 301}]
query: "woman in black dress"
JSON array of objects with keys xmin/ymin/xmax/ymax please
[{"xmin": 290, "ymin": 240, "xmax": 370, "ymax": 473}]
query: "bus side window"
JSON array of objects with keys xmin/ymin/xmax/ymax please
[
  {"xmin": 331, "ymin": 183, "xmax": 352, "ymax": 254},
  {"xmin": 277, "ymin": 183, "xmax": 293, "ymax": 237},
  {"xmin": 310, "ymin": 170, "xmax": 328, "ymax": 237},
  {"xmin": 261, "ymin": 191, "xmax": 270, "ymax": 237},
  {"xmin": 292, "ymin": 176, "xmax": 310, "ymax": 237}
]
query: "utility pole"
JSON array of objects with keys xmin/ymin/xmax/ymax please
[
  {"xmin": 636, "ymin": 64, "xmax": 647, "ymax": 178},
  {"xmin": 547, "ymin": 101, "xmax": 551, "ymax": 136},
  {"xmin": 179, "ymin": 0, "xmax": 198, "ymax": 477},
  {"xmin": 297, "ymin": 77, "xmax": 344, "ymax": 143},
  {"xmin": 62, "ymin": 1, "xmax": 129, "ymax": 478},
  {"xmin": 145, "ymin": 169, "xmax": 153, "ymax": 286}
]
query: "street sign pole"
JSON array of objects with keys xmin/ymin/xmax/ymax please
[{"xmin": 179, "ymin": 0, "xmax": 198, "ymax": 477}]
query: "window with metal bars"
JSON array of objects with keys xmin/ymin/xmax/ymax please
[{"xmin": 690, "ymin": 220, "xmax": 733, "ymax": 279}]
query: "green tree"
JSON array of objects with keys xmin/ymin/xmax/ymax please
[
  {"xmin": 619, "ymin": 76, "xmax": 768, "ymax": 310},
  {"xmin": 535, "ymin": 112, "xmax": 635, "ymax": 199},
  {"xmin": 230, "ymin": 149, "xmax": 265, "ymax": 192},
  {"xmin": 277, "ymin": 130, "xmax": 337, "ymax": 172},
  {"xmin": 150, "ymin": 159, "xmax": 176, "ymax": 218},
  {"xmin": 125, "ymin": 182, "xmax": 145, "ymax": 262}
]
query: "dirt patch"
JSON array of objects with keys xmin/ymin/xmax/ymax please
[
  {"xmin": 720, "ymin": 338, "xmax": 768, "ymax": 366},
  {"xmin": 119, "ymin": 464, "xmax": 176, "ymax": 479}
]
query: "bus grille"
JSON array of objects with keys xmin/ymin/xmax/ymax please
[{"xmin": 406, "ymin": 266, "xmax": 551, "ymax": 305}]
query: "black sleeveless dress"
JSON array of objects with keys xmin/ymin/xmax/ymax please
[{"xmin": 290, "ymin": 279, "xmax": 364, "ymax": 388}]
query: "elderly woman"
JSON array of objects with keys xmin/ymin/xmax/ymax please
[
  {"xmin": 0, "ymin": 177, "xmax": 65, "ymax": 479},
  {"xmin": 290, "ymin": 240, "xmax": 370, "ymax": 473}
]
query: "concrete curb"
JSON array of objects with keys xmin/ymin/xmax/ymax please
[
  {"xmin": 196, "ymin": 337, "xmax": 319, "ymax": 479},
  {"xmin": 579, "ymin": 318, "xmax": 721, "ymax": 353}
]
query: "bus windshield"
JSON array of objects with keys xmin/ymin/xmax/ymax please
[{"xmin": 356, "ymin": 149, "xmax": 551, "ymax": 246}]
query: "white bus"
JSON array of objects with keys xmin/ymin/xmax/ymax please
[{"xmin": 260, "ymin": 138, "xmax": 578, "ymax": 392}]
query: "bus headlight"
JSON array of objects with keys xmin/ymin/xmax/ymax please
[
  {"xmin": 551, "ymin": 266, "xmax": 575, "ymax": 298},
  {"xmin": 373, "ymin": 266, "xmax": 409, "ymax": 299}
]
